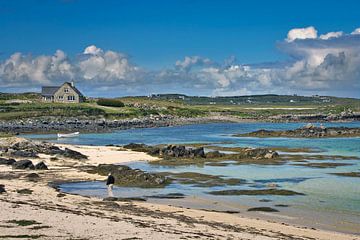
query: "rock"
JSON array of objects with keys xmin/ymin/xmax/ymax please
[
  {"xmin": 93, "ymin": 164, "xmax": 170, "ymax": 188},
  {"xmin": 0, "ymin": 184, "xmax": 5, "ymax": 193},
  {"xmin": 0, "ymin": 157, "xmax": 16, "ymax": 165},
  {"xmin": 62, "ymin": 148, "xmax": 87, "ymax": 159},
  {"xmin": 34, "ymin": 161, "xmax": 48, "ymax": 170},
  {"xmin": 9, "ymin": 150, "xmax": 38, "ymax": 158},
  {"xmin": 193, "ymin": 147, "xmax": 205, "ymax": 158},
  {"xmin": 205, "ymin": 151, "xmax": 225, "ymax": 158},
  {"xmin": 264, "ymin": 152, "xmax": 279, "ymax": 159},
  {"xmin": 25, "ymin": 173, "xmax": 40, "ymax": 181},
  {"xmin": 12, "ymin": 160, "xmax": 35, "ymax": 170}
]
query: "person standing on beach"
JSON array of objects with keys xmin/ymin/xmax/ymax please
[{"xmin": 106, "ymin": 173, "xmax": 115, "ymax": 197}]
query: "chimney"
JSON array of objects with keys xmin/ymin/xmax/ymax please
[{"xmin": 71, "ymin": 80, "xmax": 74, "ymax": 87}]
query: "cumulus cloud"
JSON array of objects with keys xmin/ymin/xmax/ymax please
[
  {"xmin": 1, "ymin": 27, "xmax": 360, "ymax": 97},
  {"xmin": 0, "ymin": 50, "xmax": 73, "ymax": 87},
  {"xmin": 83, "ymin": 45, "xmax": 103, "ymax": 55},
  {"xmin": 319, "ymin": 31, "xmax": 343, "ymax": 40},
  {"xmin": 175, "ymin": 56, "xmax": 212, "ymax": 71},
  {"xmin": 286, "ymin": 26, "xmax": 318, "ymax": 42},
  {"xmin": 351, "ymin": 27, "xmax": 360, "ymax": 35}
]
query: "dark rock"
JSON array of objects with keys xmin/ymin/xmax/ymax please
[
  {"xmin": 0, "ymin": 184, "xmax": 5, "ymax": 193},
  {"xmin": 0, "ymin": 157, "xmax": 16, "ymax": 165},
  {"xmin": 25, "ymin": 173, "xmax": 40, "ymax": 181},
  {"xmin": 92, "ymin": 164, "xmax": 170, "ymax": 188},
  {"xmin": 16, "ymin": 188, "xmax": 33, "ymax": 194},
  {"xmin": 34, "ymin": 161, "xmax": 48, "ymax": 170},
  {"xmin": 10, "ymin": 150, "xmax": 38, "ymax": 158},
  {"xmin": 12, "ymin": 160, "xmax": 35, "ymax": 170},
  {"xmin": 62, "ymin": 148, "xmax": 87, "ymax": 160},
  {"xmin": 248, "ymin": 207, "xmax": 279, "ymax": 212},
  {"xmin": 205, "ymin": 151, "xmax": 225, "ymax": 158}
]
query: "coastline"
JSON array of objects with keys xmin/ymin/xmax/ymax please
[
  {"xmin": 1, "ymin": 141, "xmax": 359, "ymax": 239},
  {"xmin": 1, "ymin": 114, "xmax": 359, "ymax": 135}
]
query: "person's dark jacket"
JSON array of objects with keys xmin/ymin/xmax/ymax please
[{"xmin": 106, "ymin": 175, "xmax": 115, "ymax": 185}]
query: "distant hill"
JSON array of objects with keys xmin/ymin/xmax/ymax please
[{"xmin": 129, "ymin": 94, "xmax": 360, "ymax": 106}]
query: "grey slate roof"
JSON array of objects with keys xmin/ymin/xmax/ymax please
[
  {"xmin": 63, "ymin": 82, "xmax": 84, "ymax": 97},
  {"xmin": 41, "ymin": 86, "xmax": 60, "ymax": 97},
  {"xmin": 41, "ymin": 82, "xmax": 84, "ymax": 97}
]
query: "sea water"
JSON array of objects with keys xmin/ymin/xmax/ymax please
[{"xmin": 25, "ymin": 122, "xmax": 360, "ymax": 233}]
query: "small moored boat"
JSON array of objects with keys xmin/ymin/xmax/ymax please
[{"xmin": 57, "ymin": 132, "xmax": 80, "ymax": 138}]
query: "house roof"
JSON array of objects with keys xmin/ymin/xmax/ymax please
[
  {"xmin": 41, "ymin": 82, "xmax": 84, "ymax": 97},
  {"xmin": 63, "ymin": 82, "xmax": 84, "ymax": 97},
  {"xmin": 41, "ymin": 86, "xmax": 60, "ymax": 97}
]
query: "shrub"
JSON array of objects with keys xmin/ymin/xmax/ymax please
[{"xmin": 97, "ymin": 98, "xmax": 125, "ymax": 107}]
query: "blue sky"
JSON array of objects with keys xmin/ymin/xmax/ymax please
[{"xmin": 0, "ymin": 0, "xmax": 360, "ymax": 97}]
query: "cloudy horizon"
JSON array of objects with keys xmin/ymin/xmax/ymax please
[{"xmin": 1, "ymin": 1, "xmax": 359, "ymax": 98}]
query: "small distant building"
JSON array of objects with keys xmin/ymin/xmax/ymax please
[{"xmin": 41, "ymin": 82, "xmax": 85, "ymax": 103}]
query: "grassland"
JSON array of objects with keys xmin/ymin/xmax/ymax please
[{"xmin": 0, "ymin": 92, "xmax": 359, "ymax": 121}]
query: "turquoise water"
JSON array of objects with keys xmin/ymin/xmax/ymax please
[{"xmin": 25, "ymin": 122, "xmax": 360, "ymax": 231}]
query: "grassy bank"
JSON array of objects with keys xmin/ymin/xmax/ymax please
[{"xmin": 0, "ymin": 92, "xmax": 359, "ymax": 121}]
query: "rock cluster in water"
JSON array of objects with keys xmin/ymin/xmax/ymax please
[
  {"xmin": 124, "ymin": 143, "xmax": 279, "ymax": 160},
  {"xmin": 236, "ymin": 125, "xmax": 360, "ymax": 138},
  {"xmin": 90, "ymin": 164, "xmax": 170, "ymax": 188}
]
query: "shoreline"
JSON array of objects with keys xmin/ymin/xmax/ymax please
[
  {"xmin": 1, "ymin": 140, "xmax": 359, "ymax": 239},
  {"xmin": 2, "ymin": 115, "xmax": 360, "ymax": 135}
]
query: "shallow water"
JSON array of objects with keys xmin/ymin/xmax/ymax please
[{"xmin": 25, "ymin": 122, "xmax": 360, "ymax": 233}]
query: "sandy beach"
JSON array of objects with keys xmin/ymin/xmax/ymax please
[{"xmin": 0, "ymin": 141, "xmax": 359, "ymax": 240}]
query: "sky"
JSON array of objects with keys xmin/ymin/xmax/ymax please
[{"xmin": 0, "ymin": 0, "xmax": 360, "ymax": 97}]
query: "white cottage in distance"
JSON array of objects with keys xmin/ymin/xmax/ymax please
[{"xmin": 41, "ymin": 82, "xmax": 85, "ymax": 103}]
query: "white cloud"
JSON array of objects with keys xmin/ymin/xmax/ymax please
[
  {"xmin": 83, "ymin": 45, "xmax": 103, "ymax": 55},
  {"xmin": 286, "ymin": 26, "xmax": 318, "ymax": 42},
  {"xmin": 351, "ymin": 27, "xmax": 360, "ymax": 35},
  {"xmin": 1, "ymin": 28, "xmax": 360, "ymax": 97},
  {"xmin": 175, "ymin": 56, "xmax": 212, "ymax": 71},
  {"xmin": 320, "ymin": 31, "xmax": 343, "ymax": 40}
]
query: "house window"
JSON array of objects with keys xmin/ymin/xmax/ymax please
[
  {"xmin": 58, "ymin": 96, "xmax": 63, "ymax": 100},
  {"xmin": 64, "ymin": 88, "xmax": 69, "ymax": 93},
  {"xmin": 67, "ymin": 96, "xmax": 75, "ymax": 101}
]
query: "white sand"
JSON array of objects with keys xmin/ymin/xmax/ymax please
[{"xmin": 0, "ymin": 142, "xmax": 359, "ymax": 240}]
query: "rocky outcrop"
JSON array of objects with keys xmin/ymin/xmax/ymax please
[
  {"xmin": 0, "ymin": 157, "xmax": 16, "ymax": 165},
  {"xmin": 159, "ymin": 145, "xmax": 205, "ymax": 158},
  {"xmin": 90, "ymin": 164, "xmax": 170, "ymax": 188},
  {"xmin": 236, "ymin": 126, "xmax": 360, "ymax": 138},
  {"xmin": 34, "ymin": 161, "xmax": 48, "ymax": 170},
  {"xmin": 1, "ymin": 138, "xmax": 87, "ymax": 160},
  {"xmin": 12, "ymin": 160, "xmax": 35, "ymax": 170},
  {"xmin": 124, "ymin": 143, "xmax": 206, "ymax": 158},
  {"xmin": 0, "ymin": 116, "xmax": 179, "ymax": 134}
]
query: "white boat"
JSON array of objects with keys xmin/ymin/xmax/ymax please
[{"xmin": 57, "ymin": 132, "xmax": 80, "ymax": 138}]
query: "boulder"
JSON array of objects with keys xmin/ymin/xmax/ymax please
[
  {"xmin": 193, "ymin": 147, "xmax": 205, "ymax": 158},
  {"xmin": 9, "ymin": 150, "xmax": 38, "ymax": 158},
  {"xmin": 12, "ymin": 160, "xmax": 35, "ymax": 170},
  {"xmin": 34, "ymin": 161, "xmax": 48, "ymax": 170},
  {"xmin": 0, "ymin": 184, "xmax": 5, "ymax": 194},
  {"xmin": 0, "ymin": 157, "xmax": 16, "ymax": 165},
  {"xmin": 205, "ymin": 151, "xmax": 225, "ymax": 158},
  {"xmin": 62, "ymin": 148, "xmax": 87, "ymax": 160}
]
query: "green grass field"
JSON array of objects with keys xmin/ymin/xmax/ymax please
[{"xmin": 0, "ymin": 92, "xmax": 359, "ymax": 121}]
